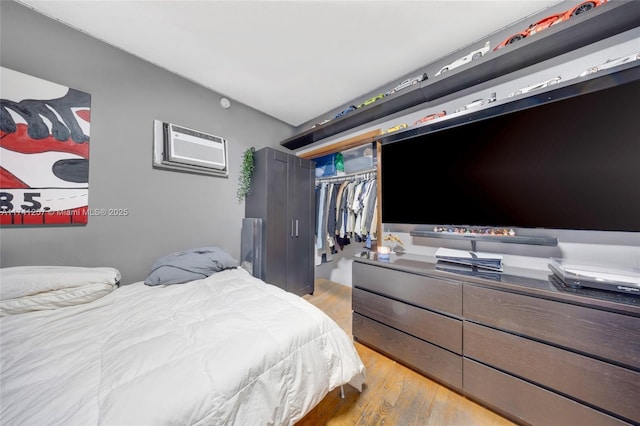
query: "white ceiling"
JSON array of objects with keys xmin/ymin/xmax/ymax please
[{"xmin": 16, "ymin": 0, "xmax": 563, "ymax": 127}]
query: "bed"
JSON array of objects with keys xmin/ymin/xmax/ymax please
[{"xmin": 0, "ymin": 248, "xmax": 365, "ymax": 425}]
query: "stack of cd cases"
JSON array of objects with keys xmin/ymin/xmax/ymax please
[{"xmin": 435, "ymin": 248, "xmax": 503, "ymax": 272}]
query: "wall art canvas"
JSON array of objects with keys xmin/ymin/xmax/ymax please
[{"xmin": 0, "ymin": 67, "xmax": 91, "ymax": 226}]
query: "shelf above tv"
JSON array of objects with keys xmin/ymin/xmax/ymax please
[
  {"xmin": 379, "ymin": 62, "xmax": 640, "ymax": 146},
  {"xmin": 280, "ymin": 85, "xmax": 426, "ymax": 150},
  {"xmin": 280, "ymin": 0, "xmax": 640, "ymax": 152}
]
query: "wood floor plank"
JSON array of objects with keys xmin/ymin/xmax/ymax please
[
  {"xmin": 298, "ymin": 279, "xmax": 518, "ymax": 426},
  {"xmin": 401, "ymin": 378, "xmax": 439, "ymax": 426},
  {"xmin": 353, "ymin": 350, "xmax": 401, "ymax": 426}
]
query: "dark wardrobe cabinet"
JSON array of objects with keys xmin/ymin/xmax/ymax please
[{"xmin": 245, "ymin": 147, "xmax": 315, "ymax": 296}]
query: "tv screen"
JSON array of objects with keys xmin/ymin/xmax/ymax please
[{"xmin": 381, "ymin": 67, "xmax": 640, "ymax": 232}]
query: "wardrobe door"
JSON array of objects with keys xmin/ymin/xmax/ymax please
[
  {"xmin": 245, "ymin": 147, "xmax": 314, "ymax": 296},
  {"xmin": 245, "ymin": 148, "xmax": 288, "ymax": 291},
  {"xmin": 266, "ymin": 150, "xmax": 290, "ymax": 290},
  {"xmin": 287, "ymin": 156, "xmax": 315, "ymax": 296}
]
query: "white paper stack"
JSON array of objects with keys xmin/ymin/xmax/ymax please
[{"xmin": 435, "ymin": 248, "xmax": 503, "ymax": 272}]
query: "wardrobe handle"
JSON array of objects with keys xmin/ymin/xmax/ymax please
[
  {"xmin": 291, "ymin": 220, "xmax": 294, "ymax": 237},
  {"xmin": 296, "ymin": 220, "xmax": 299, "ymax": 237}
]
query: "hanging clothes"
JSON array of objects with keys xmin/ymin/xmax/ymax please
[{"xmin": 314, "ymin": 170, "xmax": 377, "ymax": 264}]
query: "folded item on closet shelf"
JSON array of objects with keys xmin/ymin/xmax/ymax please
[{"xmin": 435, "ymin": 248, "xmax": 503, "ymax": 271}]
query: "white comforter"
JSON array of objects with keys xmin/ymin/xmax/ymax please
[{"xmin": 0, "ymin": 268, "xmax": 365, "ymax": 425}]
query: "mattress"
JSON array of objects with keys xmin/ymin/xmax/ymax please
[{"xmin": 0, "ymin": 267, "xmax": 365, "ymax": 425}]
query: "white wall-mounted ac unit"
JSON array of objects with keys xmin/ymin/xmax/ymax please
[{"xmin": 153, "ymin": 120, "xmax": 228, "ymax": 177}]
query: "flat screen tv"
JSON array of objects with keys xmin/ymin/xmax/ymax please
[{"xmin": 381, "ymin": 64, "xmax": 640, "ymax": 233}]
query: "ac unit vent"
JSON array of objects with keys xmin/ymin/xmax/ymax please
[{"xmin": 153, "ymin": 120, "xmax": 228, "ymax": 177}]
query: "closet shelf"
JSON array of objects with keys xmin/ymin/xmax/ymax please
[
  {"xmin": 280, "ymin": 0, "xmax": 639, "ymax": 151},
  {"xmin": 298, "ymin": 130, "xmax": 381, "ymax": 160},
  {"xmin": 316, "ymin": 168, "xmax": 377, "ymax": 183}
]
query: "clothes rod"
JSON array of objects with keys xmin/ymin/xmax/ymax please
[{"xmin": 316, "ymin": 168, "xmax": 377, "ymax": 183}]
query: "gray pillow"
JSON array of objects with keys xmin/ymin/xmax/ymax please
[{"xmin": 144, "ymin": 246, "xmax": 237, "ymax": 286}]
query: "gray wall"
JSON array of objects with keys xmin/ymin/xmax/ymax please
[{"xmin": 0, "ymin": 1, "xmax": 295, "ymax": 284}]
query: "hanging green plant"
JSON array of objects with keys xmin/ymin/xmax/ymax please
[{"xmin": 237, "ymin": 147, "xmax": 255, "ymax": 202}]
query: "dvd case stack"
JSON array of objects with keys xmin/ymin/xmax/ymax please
[
  {"xmin": 435, "ymin": 248, "xmax": 503, "ymax": 272},
  {"xmin": 435, "ymin": 262, "xmax": 502, "ymax": 280}
]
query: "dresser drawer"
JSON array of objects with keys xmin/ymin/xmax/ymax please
[
  {"xmin": 353, "ymin": 287, "xmax": 462, "ymax": 354},
  {"xmin": 353, "ymin": 313, "xmax": 462, "ymax": 390},
  {"xmin": 464, "ymin": 358, "xmax": 632, "ymax": 426},
  {"xmin": 353, "ymin": 262, "xmax": 462, "ymax": 316},
  {"xmin": 464, "ymin": 321, "xmax": 640, "ymax": 424},
  {"xmin": 463, "ymin": 284, "xmax": 640, "ymax": 369}
]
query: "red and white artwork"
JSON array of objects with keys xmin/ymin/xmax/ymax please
[{"xmin": 0, "ymin": 67, "xmax": 91, "ymax": 226}]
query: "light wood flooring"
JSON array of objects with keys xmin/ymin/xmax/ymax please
[{"xmin": 297, "ymin": 278, "xmax": 518, "ymax": 426}]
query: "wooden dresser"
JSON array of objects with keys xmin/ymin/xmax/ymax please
[{"xmin": 352, "ymin": 253, "xmax": 640, "ymax": 425}]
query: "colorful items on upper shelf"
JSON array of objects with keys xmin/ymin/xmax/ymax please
[
  {"xmin": 454, "ymin": 92, "xmax": 496, "ymax": 113},
  {"xmin": 293, "ymin": 0, "xmax": 618, "ymax": 151},
  {"xmin": 578, "ymin": 50, "xmax": 640, "ymax": 77},
  {"xmin": 333, "ymin": 105, "xmax": 357, "ymax": 119},
  {"xmin": 357, "ymin": 93, "xmax": 385, "ymax": 109},
  {"xmin": 382, "ymin": 123, "xmax": 409, "ymax": 134},
  {"xmin": 435, "ymin": 41, "xmax": 491, "ymax": 76},
  {"xmin": 508, "ymin": 76, "xmax": 561, "ymax": 97},
  {"xmin": 413, "ymin": 111, "xmax": 447, "ymax": 126},
  {"xmin": 494, "ymin": 0, "xmax": 608, "ymax": 51},
  {"xmin": 385, "ymin": 72, "xmax": 428, "ymax": 96}
]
